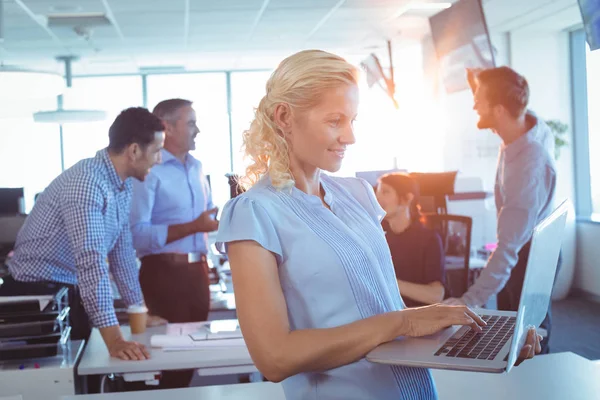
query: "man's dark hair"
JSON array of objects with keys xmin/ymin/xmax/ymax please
[
  {"xmin": 477, "ymin": 66, "xmax": 530, "ymax": 118},
  {"xmin": 108, "ymin": 107, "xmax": 164, "ymax": 153},
  {"xmin": 152, "ymin": 98, "xmax": 193, "ymax": 121}
]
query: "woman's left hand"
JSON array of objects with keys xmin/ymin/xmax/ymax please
[{"xmin": 515, "ymin": 327, "xmax": 543, "ymax": 366}]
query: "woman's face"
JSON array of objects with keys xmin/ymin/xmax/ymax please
[
  {"xmin": 376, "ymin": 182, "xmax": 411, "ymax": 217},
  {"xmin": 285, "ymin": 84, "xmax": 359, "ymax": 173}
]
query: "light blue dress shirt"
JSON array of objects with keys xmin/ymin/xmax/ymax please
[
  {"xmin": 462, "ymin": 112, "xmax": 557, "ymax": 306},
  {"xmin": 8, "ymin": 149, "xmax": 143, "ymax": 328},
  {"xmin": 130, "ymin": 149, "xmax": 213, "ymax": 258},
  {"xmin": 216, "ymin": 175, "xmax": 437, "ymax": 400}
]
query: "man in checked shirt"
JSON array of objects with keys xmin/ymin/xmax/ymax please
[{"xmin": 2, "ymin": 107, "xmax": 165, "ymax": 361}]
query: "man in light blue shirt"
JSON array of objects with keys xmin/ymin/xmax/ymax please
[
  {"xmin": 444, "ymin": 67, "xmax": 557, "ymax": 353},
  {"xmin": 130, "ymin": 98, "xmax": 218, "ymax": 388}
]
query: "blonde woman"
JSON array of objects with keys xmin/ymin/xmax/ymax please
[{"xmin": 216, "ymin": 50, "xmax": 542, "ymax": 400}]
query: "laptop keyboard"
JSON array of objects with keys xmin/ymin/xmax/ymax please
[{"xmin": 434, "ymin": 315, "xmax": 516, "ymax": 360}]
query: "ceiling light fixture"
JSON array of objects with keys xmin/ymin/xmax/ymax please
[
  {"xmin": 33, "ymin": 56, "xmax": 107, "ymax": 124},
  {"xmin": 0, "ymin": 66, "xmax": 65, "ymax": 99}
]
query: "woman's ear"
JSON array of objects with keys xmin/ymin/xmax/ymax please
[
  {"xmin": 273, "ymin": 103, "xmax": 293, "ymax": 135},
  {"xmin": 403, "ymin": 192, "xmax": 415, "ymax": 206}
]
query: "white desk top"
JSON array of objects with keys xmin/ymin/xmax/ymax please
[
  {"xmin": 72, "ymin": 352, "xmax": 599, "ymax": 400},
  {"xmin": 431, "ymin": 352, "xmax": 600, "ymax": 399},
  {"xmin": 445, "ymin": 255, "xmax": 487, "ymax": 270},
  {"xmin": 62, "ymin": 382, "xmax": 284, "ymax": 400},
  {"xmin": 77, "ymin": 325, "xmax": 254, "ymax": 376}
]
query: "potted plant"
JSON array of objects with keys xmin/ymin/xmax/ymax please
[{"xmin": 545, "ymin": 120, "xmax": 569, "ymax": 159}]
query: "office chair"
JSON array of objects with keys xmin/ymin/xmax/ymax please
[
  {"xmin": 226, "ymin": 173, "xmax": 245, "ymax": 199},
  {"xmin": 423, "ymin": 213, "xmax": 473, "ymax": 298}
]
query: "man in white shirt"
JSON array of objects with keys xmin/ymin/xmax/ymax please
[{"xmin": 444, "ymin": 67, "xmax": 558, "ymax": 354}]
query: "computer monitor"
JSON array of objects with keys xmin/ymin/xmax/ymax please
[
  {"xmin": 429, "ymin": 0, "xmax": 495, "ymax": 93},
  {"xmin": 577, "ymin": 0, "xmax": 600, "ymax": 51},
  {"xmin": 0, "ymin": 188, "xmax": 24, "ymax": 215}
]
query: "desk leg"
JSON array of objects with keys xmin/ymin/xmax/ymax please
[{"xmin": 79, "ymin": 374, "xmax": 88, "ymax": 394}]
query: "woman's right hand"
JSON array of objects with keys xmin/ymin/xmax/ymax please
[{"xmin": 399, "ymin": 304, "xmax": 487, "ymax": 337}]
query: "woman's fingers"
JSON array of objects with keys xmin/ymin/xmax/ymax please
[{"xmin": 463, "ymin": 307, "xmax": 487, "ymax": 328}]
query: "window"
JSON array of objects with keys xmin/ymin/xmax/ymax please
[
  {"xmin": 338, "ymin": 44, "xmax": 444, "ymax": 177},
  {"xmin": 146, "ymin": 73, "xmax": 230, "ymax": 208},
  {"xmin": 61, "ymin": 76, "xmax": 144, "ymax": 169},
  {"xmin": 586, "ymin": 45, "xmax": 600, "ymax": 213},
  {"xmin": 0, "ymin": 97, "xmax": 62, "ymax": 212},
  {"xmin": 230, "ymin": 71, "xmax": 273, "ymax": 175}
]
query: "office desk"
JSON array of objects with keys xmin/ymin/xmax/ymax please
[
  {"xmin": 0, "ymin": 340, "xmax": 85, "ymax": 400},
  {"xmin": 431, "ymin": 352, "xmax": 600, "ymax": 399},
  {"xmin": 69, "ymin": 352, "xmax": 598, "ymax": 400},
  {"xmin": 209, "ymin": 292, "xmax": 236, "ymax": 321},
  {"xmin": 77, "ymin": 325, "xmax": 256, "ymax": 390},
  {"xmin": 445, "ymin": 255, "xmax": 487, "ymax": 270},
  {"xmin": 445, "ymin": 256, "xmax": 487, "ymax": 298},
  {"xmin": 62, "ymin": 382, "xmax": 284, "ymax": 400}
]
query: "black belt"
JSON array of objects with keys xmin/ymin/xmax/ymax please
[{"xmin": 141, "ymin": 252, "xmax": 207, "ymax": 265}]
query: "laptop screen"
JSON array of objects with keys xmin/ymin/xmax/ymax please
[{"xmin": 505, "ymin": 200, "xmax": 568, "ymax": 372}]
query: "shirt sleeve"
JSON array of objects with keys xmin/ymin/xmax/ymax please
[
  {"xmin": 59, "ymin": 176, "xmax": 118, "ymax": 328},
  {"xmin": 108, "ymin": 211, "xmax": 144, "ymax": 308},
  {"xmin": 462, "ymin": 148, "xmax": 555, "ymax": 307},
  {"xmin": 215, "ymin": 195, "xmax": 282, "ymax": 262},
  {"xmin": 129, "ymin": 174, "xmax": 168, "ymax": 254},
  {"xmin": 423, "ymin": 230, "xmax": 446, "ymax": 286}
]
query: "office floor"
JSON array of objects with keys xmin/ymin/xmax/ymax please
[{"xmin": 551, "ymin": 296, "xmax": 600, "ymax": 360}]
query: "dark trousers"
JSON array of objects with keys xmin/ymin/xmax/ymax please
[
  {"xmin": 496, "ymin": 241, "xmax": 561, "ymax": 354},
  {"xmin": 139, "ymin": 254, "xmax": 210, "ymax": 389},
  {"xmin": 0, "ymin": 275, "xmax": 91, "ymax": 340}
]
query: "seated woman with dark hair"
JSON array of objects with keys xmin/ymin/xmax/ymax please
[{"xmin": 376, "ymin": 172, "xmax": 446, "ymax": 307}]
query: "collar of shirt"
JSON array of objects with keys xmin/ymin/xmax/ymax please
[
  {"xmin": 502, "ymin": 111, "xmax": 543, "ymax": 163},
  {"xmin": 97, "ymin": 148, "xmax": 127, "ymax": 191},
  {"xmin": 160, "ymin": 149, "xmax": 200, "ymax": 169}
]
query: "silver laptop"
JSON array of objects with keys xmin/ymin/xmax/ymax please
[{"xmin": 366, "ymin": 200, "xmax": 568, "ymax": 374}]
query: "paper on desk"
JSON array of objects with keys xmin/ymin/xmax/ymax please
[
  {"xmin": 164, "ymin": 320, "xmax": 242, "ymax": 341},
  {"xmin": 0, "ymin": 295, "xmax": 53, "ymax": 311},
  {"xmin": 166, "ymin": 322, "xmax": 209, "ymax": 336},
  {"xmin": 150, "ymin": 335, "xmax": 245, "ymax": 351}
]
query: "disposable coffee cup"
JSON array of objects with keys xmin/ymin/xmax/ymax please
[{"xmin": 127, "ymin": 305, "xmax": 148, "ymax": 334}]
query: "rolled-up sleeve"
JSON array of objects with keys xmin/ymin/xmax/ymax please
[
  {"xmin": 60, "ymin": 176, "xmax": 118, "ymax": 328},
  {"xmin": 108, "ymin": 217, "xmax": 144, "ymax": 307},
  {"xmin": 130, "ymin": 174, "xmax": 168, "ymax": 255},
  {"xmin": 462, "ymin": 147, "xmax": 555, "ymax": 307}
]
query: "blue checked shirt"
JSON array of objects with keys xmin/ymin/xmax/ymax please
[{"xmin": 8, "ymin": 149, "xmax": 143, "ymax": 328}]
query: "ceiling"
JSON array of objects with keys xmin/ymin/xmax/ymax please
[{"xmin": 0, "ymin": 0, "xmax": 583, "ymax": 75}]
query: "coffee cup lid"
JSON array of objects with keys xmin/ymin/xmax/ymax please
[{"xmin": 127, "ymin": 305, "xmax": 148, "ymax": 313}]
